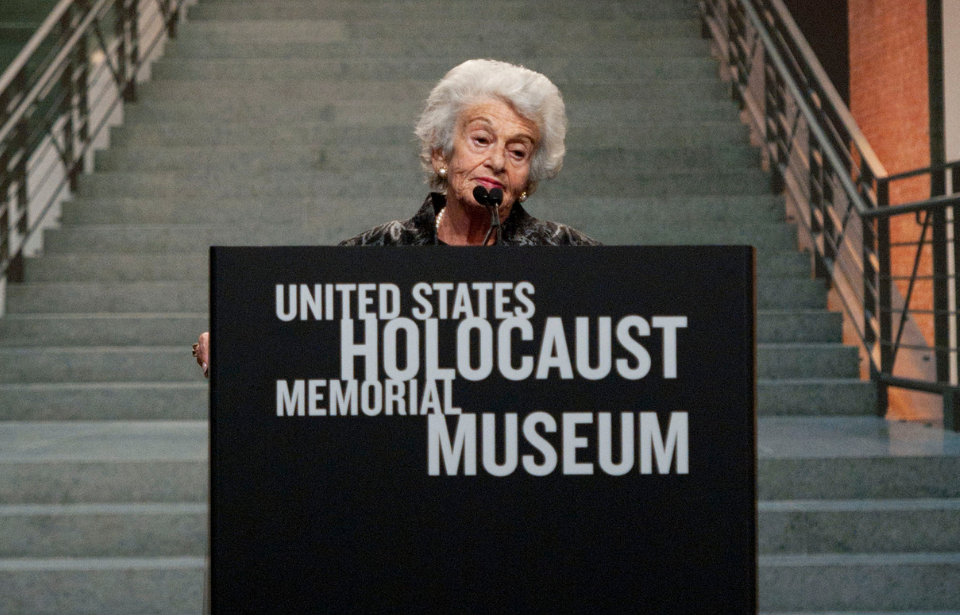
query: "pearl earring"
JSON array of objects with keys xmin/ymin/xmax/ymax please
[
  {"xmin": 519, "ymin": 191, "xmax": 528, "ymax": 203},
  {"xmin": 437, "ymin": 167, "xmax": 447, "ymax": 180}
]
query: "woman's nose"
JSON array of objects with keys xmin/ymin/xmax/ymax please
[{"xmin": 485, "ymin": 147, "xmax": 506, "ymax": 171}]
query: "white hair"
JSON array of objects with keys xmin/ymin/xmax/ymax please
[{"xmin": 414, "ymin": 59, "xmax": 567, "ymax": 192}]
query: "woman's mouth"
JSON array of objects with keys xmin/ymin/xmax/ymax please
[{"xmin": 474, "ymin": 178, "xmax": 504, "ymax": 190}]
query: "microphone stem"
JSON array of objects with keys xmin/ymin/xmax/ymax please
[{"xmin": 487, "ymin": 206, "xmax": 502, "ymax": 245}]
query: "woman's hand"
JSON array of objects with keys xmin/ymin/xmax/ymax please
[{"xmin": 192, "ymin": 332, "xmax": 210, "ymax": 379}]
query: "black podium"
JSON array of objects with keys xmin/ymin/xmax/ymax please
[{"xmin": 209, "ymin": 246, "xmax": 756, "ymax": 614}]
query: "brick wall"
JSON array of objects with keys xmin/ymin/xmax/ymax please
[
  {"xmin": 849, "ymin": 0, "xmax": 930, "ymax": 190},
  {"xmin": 849, "ymin": 0, "xmax": 932, "ymax": 329},
  {"xmin": 849, "ymin": 0, "xmax": 934, "ymax": 417}
]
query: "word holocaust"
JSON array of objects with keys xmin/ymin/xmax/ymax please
[{"xmin": 428, "ymin": 411, "xmax": 688, "ymax": 476}]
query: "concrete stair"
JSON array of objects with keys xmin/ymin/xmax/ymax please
[
  {"xmin": 0, "ymin": 422, "xmax": 206, "ymax": 614},
  {"xmin": 758, "ymin": 418, "xmax": 960, "ymax": 613},
  {"xmin": 0, "ymin": 0, "xmax": 955, "ymax": 612}
]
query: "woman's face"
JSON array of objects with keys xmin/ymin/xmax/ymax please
[{"xmin": 433, "ymin": 98, "xmax": 539, "ymax": 212}]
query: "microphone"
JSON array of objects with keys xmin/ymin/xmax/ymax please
[
  {"xmin": 473, "ymin": 185, "xmax": 491, "ymax": 206},
  {"xmin": 473, "ymin": 185, "xmax": 504, "ymax": 246},
  {"xmin": 472, "ymin": 185, "xmax": 504, "ymax": 209}
]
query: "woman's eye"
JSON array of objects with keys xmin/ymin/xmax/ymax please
[{"xmin": 510, "ymin": 149, "xmax": 528, "ymax": 160}]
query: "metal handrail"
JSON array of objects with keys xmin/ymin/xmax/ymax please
[
  {"xmin": 0, "ymin": 0, "xmax": 183, "ymax": 284},
  {"xmin": 737, "ymin": 0, "xmax": 874, "ymax": 217},
  {"xmin": 765, "ymin": 0, "xmax": 885, "ymax": 177},
  {"xmin": 700, "ymin": 0, "xmax": 960, "ymax": 429},
  {"xmin": 860, "ymin": 193, "xmax": 960, "ymax": 219},
  {"xmin": 0, "ymin": 0, "xmax": 75, "ymax": 95},
  {"xmin": 885, "ymin": 159, "xmax": 960, "ymax": 183},
  {"xmin": 0, "ymin": 0, "xmax": 111, "ymax": 146}
]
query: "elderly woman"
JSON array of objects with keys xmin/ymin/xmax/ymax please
[
  {"xmin": 193, "ymin": 59, "xmax": 596, "ymax": 372},
  {"xmin": 341, "ymin": 58, "xmax": 597, "ymax": 247}
]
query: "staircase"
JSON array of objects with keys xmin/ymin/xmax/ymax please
[{"xmin": 1, "ymin": 0, "xmax": 959, "ymax": 612}]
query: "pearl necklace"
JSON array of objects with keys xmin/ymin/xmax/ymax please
[{"xmin": 435, "ymin": 208, "xmax": 446, "ymax": 232}]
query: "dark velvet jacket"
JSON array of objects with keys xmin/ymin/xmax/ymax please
[{"xmin": 339, "ymin": 193, "xmax": 599, "ymax": 246}]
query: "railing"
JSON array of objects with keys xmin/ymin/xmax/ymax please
[
  {"xmin": 0, "ymin": 0, "xmax": 183, "ymax": 311},
  {"xmin": 699, "ymin": 0, "xmax": 960, "ymax": 430}
]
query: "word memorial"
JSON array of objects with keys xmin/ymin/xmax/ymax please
[{"xmin": 211, "ymin": 246, "xmax": 756, "ymax": 614}]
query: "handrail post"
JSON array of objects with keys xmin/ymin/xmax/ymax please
[
  {"xmin": 164, "ymin": 0, "xmax": 179, "ymax": 38},
  {"xmin": 933, "ymin": 193, "xmax": 950, "ymax": 387},
  {"xmin": 953, "ymin": 168, "xmax": 960, "ymax": 393},
  {"xmin": 808, "ymin": 133, "xmax": 831, "ymax": 278},
  {"xmin": 727, "ymin": 0, "xmax": 744, "ymax": 108},
  {"xmin": 76, "ymin": 7, "xmax": 90, "ymax": 175},
  {"xmin": 4, "ymin": 69, "xmax": 31, "ymax": 284},
  {"xmin": 130, "ymin": 0, "xmax": 140, "ymax": 96},
  {"xmin": 769, "ymin": 70, "xmax": 786, "ymax": 195},
  {"xmin": 115, "ymin": 0, "xmax": 138, "ymax": 102},
  {"xmin": 945, "ymin": 388, "xmax": 959, "ymax": 432},
  {"xmin": 60, "ymin": 6, "xmax": 78, "ymax": 191},
  {"xmin": 0, "ymin": 77, "xmax": 13, "ymax": 281},
  {"xmin": 873, "ymin": 178, "xmax": 892, "ymax": 416},
  {"xmin": 761, "ymin": 50, "xmax": 775, "ymax": 188},
  {"xmin": 699, "ymin": 0, "xmax": 711, "ymax": 39}
]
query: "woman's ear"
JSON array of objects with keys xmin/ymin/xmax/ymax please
[{"xmin": 431, "ymin": 148, "xmax": 447, "ymax": 172}]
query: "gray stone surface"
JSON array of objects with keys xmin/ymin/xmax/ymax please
[
  {"xmin": 759, "ymin": 554, "xmax": 960, "ymax": 612},
  {"xmin": 4, "ymin": 0, "xmax": 959, "ymax": 611},
  {"xmin": 0, "ymin": 503, "xmax": 206, "ymax": 557}
]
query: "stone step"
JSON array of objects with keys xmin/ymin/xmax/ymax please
[
  {"xmin": 757, "ymin": 251, "xmax": 809, "ymax": 279},
  {"xmin": 759, "ymin": 552, "xmax": 960, "ymax": 612},
  {"xmin": 0, "ymin": 313, "xmax": 205, "ymax": 344},
  {"xmin": 0, "ymin": 556, "xmax": 203, "ymax": 615},
  {"xmin": 96, "ymin": 143, "xmax": 758, "ymax": 174},
  {"xmin": 60, "ymin": 194, "xmax": 783, "ymax": 227},
  {"xmin": 758, "ymin": 418, "xmax": 960, "ymax": 500},
  {"xmin": 109, "ymin": 120, "xmax": 750, "ymax": 148},
  {"xmin": 59, "ymin": 197, "xmax": 415, "ymax": 227},
  {"xmin": 758, "ymin": 344, "xmax": 861, "ymax": 380},
  {"xmin": 36, "ymin": 221, "xmax": 794, "ymax": 256},
  {"xmin": 151, "ymin": 55, "xmax": 718, "ymax": 82},
  {"xmin": 39, "ymin": 223, "xmax": 392, "ymax": 252},
  {"xmin": 758, "ymin": 379, "xmax": 876, "ymax": 416},
  {"xmin": 186, "ymin": 0, "xmax": 697, "ymax": 21},
  {"xmin": 138, "ymin": 78, "xmax": 730, "ymax": 104},
  {"xmin": 164, "ymin": 37, "xmax": 713, "ymax": 61},
  {"xmin": 0, "ymin": 348, "xmax": 202, "ymax": 383},
  {"xmin": 0, "ymin": 421, "xmax": 207, "ymax": 504},
  {"xmin": 0, "ymin": 382, "xmax": 205, "ymax": 421},
  {"xmin": 588, "ymin": 220, "xmax": 794, "ymax": 247},
  {"xmin": 543, "ymin": 193, "xmax": 784, "ymax": 220},
  {"xmin": 19, "ymin": 248, "xmax": 806, "ymax": 284},
  {"xmin": 74, "ymin": 169, "xmax": 772, "ymax": 200},
  {"xmin": 756, "ymin": 279, "xmax": 827, "ymax": 310},
  {"xmin": 758, "ymin": 498, "xmax": 960, "ymax": 555},
  {"xmin": 25, "ymin": 253, "xmax": 209, "ymax": 282},
  {"xmin": 0, "ymin": 503, "xmax": 206, "ymax": 557},
  {"xmin": 121, "ymin": 97, "xmax": 739, "ymax": 125},
  {"xmin": 94, "ymin": 144, "xmax": 419, "ymax": 174},
  {"xmin": 761, "ymin": 612, "xmax": 960, "ymax": 615},
  {"xmin": 554, "ymin": 213, "xmax": 791, "ymax": 246},
  {"xmin": 757, "ymin": 311, "xmax": 843, "ymax": 344},
  {"xmin": 175, "ymin": 18, "xmax": 702, "ymax": 44},
  {"xmin": 6, "ymin": 282, "xmax": 208, "ymax": 313}
]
